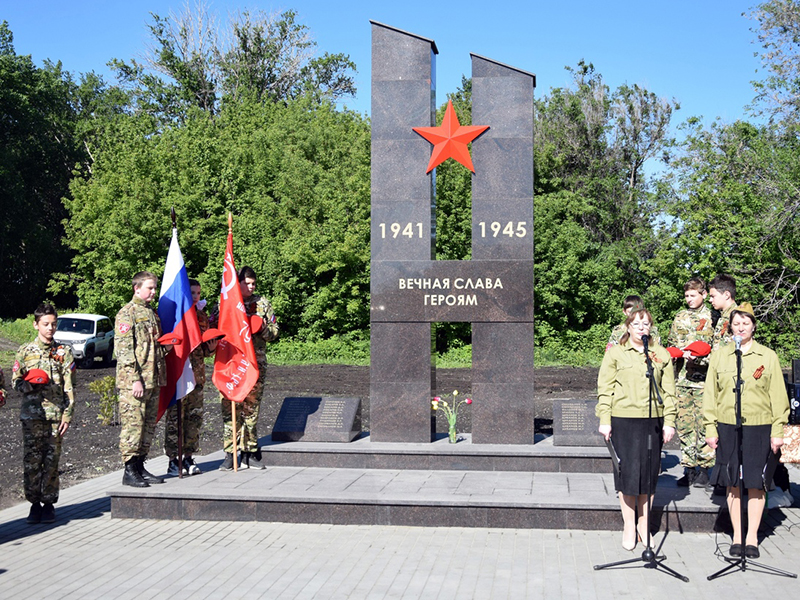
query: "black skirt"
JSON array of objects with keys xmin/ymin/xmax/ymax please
[
  {"xmin": 610, "ymin": 416, "xmax": 663, "ymax": 496},
  {"xmin": 710, "ymin": 423, "xmax": 772, "ymax": 490}
]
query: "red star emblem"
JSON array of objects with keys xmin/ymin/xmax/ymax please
[{"xmin": 413, "ymin": 100, "xmax": 489, "ymax": 173}]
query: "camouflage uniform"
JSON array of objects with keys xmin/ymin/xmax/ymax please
[
  {"xmin": 216, "ymin": 295, "xmax": 279, "ymax": 453},
  {"xmin": 165, "ymin": 307, "xmax": 210, "ymax": 459},
  {"xmin": 606, "ymin": 323, "xmax": 661, "ymax": 351},
  {"xmin": 11, "ymin": 339, "xmax": 75, "ymax": 504},
  {"xmin": 667, "ymin": 305, "xmax": 715, "ymax": 468},
  {"xmin": 711, "ymin": 303, "xmax": 738, "ymax": 352},
  {"xmin": 0, "ymin": 366, "xmax": 5, "ymax": 407},
  {"xmin": 115, "ymin": 296, "xmax": 167, "ymax": 463}
]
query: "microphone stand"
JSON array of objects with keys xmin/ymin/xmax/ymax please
[
  {"xmin": 594, "ymin": 336, "xmax": 689, "ymax": 582},
  {"xmin": 707, "ymin": 341, "xmax": 796, "ymax": 580}
]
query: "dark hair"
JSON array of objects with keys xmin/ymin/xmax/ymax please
[
  {"xmin": 684, "ymin": 277, "xmax": 706, "ymax": 293},
  {"xmin": 188, "ymin": 278, "xmax": 200, "ymax": 287},
  {"xmin": 622, "ymin": 295, "xmax": 644, "ymax": 312},
  {"xmin": 238, "ymin": 266, "xmax": 257, "ymax": 282},
  {"xmin": 619, "ymin": 309, "xmax": 653, "ymax": 346},
  {"xmin": 34, "ymin": 302, "xmax": 58, "ymax": 323},
  {"xmin": 709, "ymin": 274, "xmax": 736, "ymax": 300},
  {"xmin": 132, "ymin": 271, "xmax": 158, "ymax": 289}
]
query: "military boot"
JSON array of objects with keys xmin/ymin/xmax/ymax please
[
  {"xmin": 677, "ymin": 467, "xmax": 696, "ymax": 487},
  {"xmin": 137, "ymin": 456, "xmax": 165, "ymax": 484},
  {"xmin": 693, "ymin": 467, "xmax": 709, "ymax": 488},
  {"xmin": 26, "ymin": 502, "xmax": 42, "ymax": 524},
  {"xmin": 219, "ymin": 452, "xmax": 235, "ymax": 471},
  {"xmin": 41, "ymin": 503, "xmax": 56, "ymax": 524},
  {"xmin": 123, "ymin": 458, "xmax": 149, "ymax": 487}
]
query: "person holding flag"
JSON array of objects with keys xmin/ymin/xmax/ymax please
[
  {"xmin": 211, "ymin": 219, "xmax": 279, "ymax": 470},
  {"xmin": 164, "ymin": 279, "xmax": 216, "ymax": 476}
]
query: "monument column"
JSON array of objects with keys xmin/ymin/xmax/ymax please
[
  {"xmin": 470, "ymin": 55, "xmax": 536, "ymax": 444},
  {"xmin": 369, "ymin": 22, "xmax": 438, "ymax": 442}
]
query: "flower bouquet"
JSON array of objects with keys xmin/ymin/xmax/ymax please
[{"xmin": 431, "ymin": 390, "xmax": 472, "ymax": 443}]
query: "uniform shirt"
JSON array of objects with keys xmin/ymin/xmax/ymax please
[
  {"xmin": 596, "ymin": 340, "xmax": 677, "ymax": 427},
  {"xmin": 11, "ymin": 339, "xmax": 75, "ymax": 422},
  {"xmin": 667, "ymin": 304, "xmax": 714, "ymax": 389},
  {"xmin": 711, "ymin": 303, "xmax": 738, "ymax": 352},
  {"xmin": 242, "ymin": 294, "xmax": 279, "ymax": 359},
  {"xmin": 115, "ymin": 296, "xmax": 167, "ymax": 390},
  {"xmin": 606, "ymin": 323, "xmax": 661, "ymax": 351},
  {"xmin": 703, "ymin": 340, "xmax": 789, "ymax": 439}
]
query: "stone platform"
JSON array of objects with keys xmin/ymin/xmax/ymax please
[{"xmin": 108, "ymin": 435, "xmax": 738, "ymax": 532}]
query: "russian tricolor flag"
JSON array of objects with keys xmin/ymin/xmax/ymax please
[{"xmin": 157, "ymin": 228, "xmax": 202, "ymax": 421}]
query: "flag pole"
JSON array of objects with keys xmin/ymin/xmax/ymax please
[
  {"xmin": 172, "ymin": 207, "xmax": 185, "ymax": 479},
  {"xmin": 228, "ymin": 212, "xmax": 239, "ymax": 473}
]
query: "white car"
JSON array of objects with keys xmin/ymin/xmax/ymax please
[{"xmin": 54, "ymin": 313, "xmax": 115, "ymax": 368}]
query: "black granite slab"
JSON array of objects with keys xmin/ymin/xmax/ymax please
[
  {"xmin": 552, "ymin": 399, "xmax": 605, "ymax": 447},
  {"xmin": 272, "ymin": 397, "xmax": 362, "ymax": 443}
]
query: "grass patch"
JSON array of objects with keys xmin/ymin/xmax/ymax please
[
  {"xmin": 0, "ymin": 316, "xmax": 34, "ymax": 346},
  {"xmin": 269, "ymin": 335, "xmax": 370, "ymax": 366}
]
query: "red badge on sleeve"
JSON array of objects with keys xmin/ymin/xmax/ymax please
[
  {"xmin": 12, "ymin": 360, "xmax": 20, "ymax": 372},
  {"xmin": 118, "ymin": 323, "xmax": 131, "ymax": 334}
]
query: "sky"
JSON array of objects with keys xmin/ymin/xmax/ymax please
[{"xmin": 3, "ymin": 1, "xmax": 765, "ymax": 125}]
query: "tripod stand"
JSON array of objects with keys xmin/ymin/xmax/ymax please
[
  {"xmin": 707, "ymin": 342, "xmax": 796, "ymax": 581},
  {"xmin": 594, "ymin": 337, "xmax": 689, "ymax": 582}
]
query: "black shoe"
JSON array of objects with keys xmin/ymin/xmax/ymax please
[
  {"xmin": 693, "ymin": 468, "xmax": 709, "ymax": 488},
  {"xmin": 219, "ymin": 452, "xmax": 234, "ymax": 471},
  {"xmin": 729, "ymin": 543, "xmax": 743, "ymax": 557},
  {"xmin": 184, "ymin": 456, "xmax": 202, "ymax": 475},
  {"xmin": 745, "ymin": 545, "xmax": 760, "ymax": 559},
  {"xmin": 41, "ymin": 503, "xmax": 55, "ymax": 523},
  {"xmin": 246, "ymin": 449, "xmax": 266, "ymax": 470},
  {"xmin": 167, "ymin": 458, "xmax": 187, "ymax": 477},
  {"xmin": 137, "ymin": 457, "xmax": 164, "ymax": 484},
  {"xmin": 26, "ymin": 502, "xmax": 42, "ymax": 524},
  {"xmin": 123, "ymin": 458, "xmax": 149, "ymax": 487},
  {"xmin": 677, "ymin": 468, "xmax": 695, "ymax": 487}
]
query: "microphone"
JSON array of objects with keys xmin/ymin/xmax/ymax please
[
  {"xmin": 733, "ymin": 335, "xmax": 742, "ymax": 351},
  {"xmin": 641, "ymin": 334, "xmax": 650, "ymax": 350}
]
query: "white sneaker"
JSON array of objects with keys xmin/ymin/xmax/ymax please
[{"xmin": 183, "ymin": 457, "xmax": 202, "ymax": 475}]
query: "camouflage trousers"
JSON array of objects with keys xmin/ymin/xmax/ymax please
[
  {"xmin": 221, "ymin": 372, "xmax": 265, "ymax": 453},
  {"xmin": 22, "ymin": 420, "xmax": 62, "ymax": 504},
  {"xmin": 676, "ymin": 386, "xmax": 716, "ymax": 469},
  {"xmin": 119, "ymin": 387, "xmax": 159, "ymax": 463},
  {"xmin": 165, "ymin": 385, "xmax": 204, "ymax": 459}
]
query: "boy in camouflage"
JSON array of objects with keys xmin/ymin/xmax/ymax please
[
  {"xmin": 216, "ymin": 266, "xmax": 279, "ymax": 470},
  {"xmin": 708, "ymin": 274, "xmax": 738, "ymax": 351},
  {"xmin": 164, "ymin": 279, "xmax": 216, "ymax": 476},
  {"xmin": 606, "ymin": 295, "xmax": 660, "ymax": 351},
  {"xmin": 11, "ymin": 303, "xmax": 75, "ymax": 524},
  {"xmin": 667, "ymin": 278, "xmax": 715, "ymax": 487},
  {"xmin": 115, "ymin": 271, "xmax": 167, "ymax": 487}
]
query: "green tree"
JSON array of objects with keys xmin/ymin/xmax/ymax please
[
  {"xmin": 0, "ymin": 22, "xmax": 89, "ymax": 317},
  {"xmin": 60, "ymin": 97, "xmax": 371, "ymax": 340}
]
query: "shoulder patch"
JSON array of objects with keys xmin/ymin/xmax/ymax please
[
  {"xmin": 118, "ymin": 323, "xmax": 131, "ymax": 334},
  {"xmin": 12, "ymin": 360, "xmax": 20, "ymax": 372}
]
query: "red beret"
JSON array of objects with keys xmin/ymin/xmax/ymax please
[
  {"xmin": 666, "ymin": 347, "xmax": 683, "ymax": 359},
  {"xmin": 202, "ymin": 328, "xmax": 225, "ymax": 342},
  {"xmin": 249, "ymin": 314, "xmax": 264, "ymax": 334},
  {"xmin": 24, "ymin": 369, "xmax": 50, "ymax": 384},
  {"xmin": 685, "ymin": 341, "xmax": 711, "ymax": 357},
  {"xmin": 157, "ymin": 332, "xmax": 183, "ymax": 346}
]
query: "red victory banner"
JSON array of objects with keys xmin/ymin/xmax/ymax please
[{"xmin": 212, "ymin": 215, "xmax": 259, "ymax": 403}]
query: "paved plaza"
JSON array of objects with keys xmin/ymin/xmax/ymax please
[{"xmin": 1, "ymin": 453, "xmax": 799, "ymax": 599}]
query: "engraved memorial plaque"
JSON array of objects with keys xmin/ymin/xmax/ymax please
[
  {"xmin": 552, "ymin": 399, "xmax": 603, "ymax": 447},
  {"xmin": 272, "ymin": 397, "xmax": 362, "ymax": 442}
]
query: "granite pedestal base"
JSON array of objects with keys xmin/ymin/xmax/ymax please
[{"xmin": 108, "ymin": 438, "xmax": 727, "ymax": 532}]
